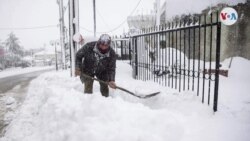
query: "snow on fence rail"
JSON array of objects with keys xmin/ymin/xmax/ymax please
[{"xmin": 117, "ymin": 12, "xmax": 222, "ymax": 112}]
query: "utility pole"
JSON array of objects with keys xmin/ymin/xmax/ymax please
[
  {"xmin": 156, "ymin": 0, "xmax": 161, "ymax": 50},
  {"xmin": 69, "ymin": 0, "xmax": 74, "ymax": 76},
  {"xmin": 75, "ymin": 0, "xmax": 80, "ymax": 51},
  {"xmin": 93, "ymin": 0, "xmax": 96, "ymax": 37},
  {"xmin": 156, "ymin": 0, "xmax": 161, "ymax": 83},
  {"xmin": 68, "ymin": 0, "xmax": 79, "ymax": 76},
  {"xmin": 50, "ymin": 41, "xmax": 59, "ymax": 71},
  {"xmin": 156, "ymin": 0, "xmax": 160, "ymax": 26},
  {"xmin": 55, "ymin": 43, "xmax": 58, "ymax": 71},
  {"xmin": 58, "ymin": 0, "xmax": 66, "ymax": 70}
]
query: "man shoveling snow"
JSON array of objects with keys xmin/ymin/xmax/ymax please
[
  {"xmin": 75, "ymin": 34, "xmax": 117, "ymax": 97},
  {"xmin": 74, "ymin": 34, "xmax": 160, "ymax": 99}
]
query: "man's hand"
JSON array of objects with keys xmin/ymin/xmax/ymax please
[
  {"xmin": 75, "ymin": 68, "xmax": 81, "ymax": 76},
  {"xmin": 108, "ymin": 81, "xmax": 116, "ymax": 89}
]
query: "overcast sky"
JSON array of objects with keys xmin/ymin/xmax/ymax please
[
  {"xmin": 0, "ymin": 0, "xmax": 154, "ymax": 50},
  {"xmin": 0, "ymin": 0, "xmax": 246, "ymax": 50}
]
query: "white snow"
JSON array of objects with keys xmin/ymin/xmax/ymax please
[
  {"xmin": 4, "ymin": 97, "xmax": 16, "ymax": 106},
  {"xmin": 22, "ymin": 56, "xmax": 33, "ymax": 62},
  {"xmin": 0, "ymin": 58, "xmax": 250, "ymax": 141},
  {"xmin": 163, "ymin": 0, "xmax": 246, "ymax": 20},
  {"xmin": 73, "ymin": 33, "xmax": 83, "ymax": 43},
  {"xmin": 0, "ymin": 66, "xmax": 54, "ymax": 79},
  {"xmin": 218, "ymin": 57, "xmax": 250, "ymax": 122},
  {"xmin": 82, "ymin": 36, "xmax": 98, "ymax": 44},
  {"xmin": 34, "ymin": 50, "xmax": 57, "ymax": 56}
]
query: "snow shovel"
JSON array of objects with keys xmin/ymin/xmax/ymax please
[{"xmin": 80, "ymin": 73, "xmax": 161, "ymax": 99}]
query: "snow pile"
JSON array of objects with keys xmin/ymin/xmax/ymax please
[
  {"xmin": 218, "ymin": 57, "xmax": 250, "ymax": 123},
  {"xmin": 1, "ymin": 71, "xmax": 184, "ymax": 141},
  {"xmin": 0, "ymin": 96, "xmax": 17, "ymax": 135},
  {"xmin": 0, "ymin": 66, "xmax": 54, "ymax": 79},
  {"xmin": 4, "ymin": 97, "xmax": 16, "ymax": 106},
  {"xmin": 1, "ymin": 59, "xmax": 250, "ymax": 141}
]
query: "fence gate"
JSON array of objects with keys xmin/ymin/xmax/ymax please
[{"xmin": 131, "ymin": 12, "xmax": 221, "ymax": 112}]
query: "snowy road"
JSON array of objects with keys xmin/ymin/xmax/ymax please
[
  {"xmin": 0, "ymin": 79, "xmax": 30, "ymax": 137},
  {"xmin": 0, "ymin": 69, "xmax": 54, "ymax": 93},
  {"xmin": 0, "ymin": 60, "xmax": 249, "ymax": 141},
  {"xmin": 0, "ymin": 66, "xmax": 54, "ymax": 79},
  {"xmin": 0, "ymin": 69, "xmax": 54, "ymax": 136}
]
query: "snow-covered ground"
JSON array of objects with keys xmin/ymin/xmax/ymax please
[
  {"xmin": 0, "ymin": 58, "xmax": 250, "ymax": 141},
  {"xmin": 0, "ymin": 83, "xmax": 30, "ymax": 137},
  {"xmin": 0, "ymin": 66, "xmax": 55, "ymax": 79}
]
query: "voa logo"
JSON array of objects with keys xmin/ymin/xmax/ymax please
[{"xmin": 220, "ymin": 7, "xmax": 238, "ymax": 26}]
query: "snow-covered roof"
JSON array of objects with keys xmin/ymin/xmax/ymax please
[
  {"xmin": 83, "ymin": 36, "xmax": 98, "ymax": 44},
  {"xmin": 34, "ymin": 50, "xmax": 55, "ymax": 56},
  {"xmin": 34, "ymin": 45, "xmax": 61, "ymax": 56},
  {"xmin": 23, "ymin": 56, "xmax": 33, "ymax": 61}
]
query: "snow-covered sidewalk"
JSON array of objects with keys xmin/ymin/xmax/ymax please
[
  {"xmin": 0, "ymin": 66, "xmax": 54, "ymax": 79},
  {"xmin": 1, "ymin": 60, "xmax": 250, "ymax": 141}
]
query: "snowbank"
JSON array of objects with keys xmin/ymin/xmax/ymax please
[
  {"xmin": 1, "ymin": 59, "xmax": 250, "ymax": 141},
  {"xmin": 0, "ymin": 70, "xmax": 184, "ymax": 141},
  {"xmin": 0, "ymin": 66, "xmax": 54, "ymax": 79},
  {"xmin": 218, "ymin": 57, "xmax": 250, "ymax": 123}
]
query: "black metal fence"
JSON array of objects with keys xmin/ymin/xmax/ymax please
[
  {"xmin": 130, "ymin": 12, "xmax": 221, "ymax": 112},
  {"xmin": 112, "ymin": 38, "xmax": 132, "ymax": 62}
]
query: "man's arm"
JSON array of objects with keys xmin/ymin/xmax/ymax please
[
  {"xmin": 107, "ymin": 50, "xmax": 116, "ymax": 81},
  {"xmin": 75, "ymin": 45, "xmax": 87, "ymax": 70},
  {"xmin": 75, "ymin": 45, "xmax": 88, "ymax": 76}
]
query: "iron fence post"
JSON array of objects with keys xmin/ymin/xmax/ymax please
[
  {"xmin": 213, "ymin": 21, "xmax": 221, "ymax": 112},
  {"xmin": 135, "ymin": 38, "xmax": 138, "ymax": 78},
  {"xmin": 129, "ymin": 38, "xmax": 132, "ymax": 65}
]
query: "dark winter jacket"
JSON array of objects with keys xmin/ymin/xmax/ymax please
[{"xmin": 75, "ymin": 41, "xmax": 116, "ymax": 81}]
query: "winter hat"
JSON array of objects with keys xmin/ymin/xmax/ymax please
[{"xmin": 97, "ymin": 34, "xmax": 111, "ymax": 46}]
